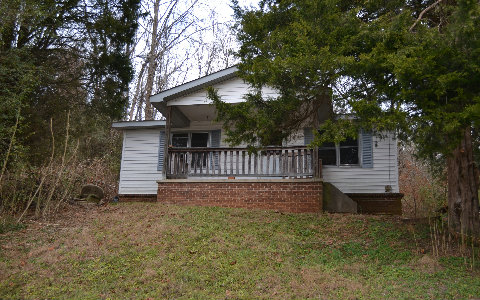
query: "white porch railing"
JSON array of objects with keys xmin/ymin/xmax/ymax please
[{"xmin": 166, "ymin": 146, "xmax": 322, "ymax": 179}]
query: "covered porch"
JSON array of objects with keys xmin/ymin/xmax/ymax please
[
  {"xmin": 156, "ymin": 103, "xmax": 324, "ymax": 213},
  {"xmin": 151, "ymin": 72, "xmax": 323, "ymax": 180},
  {"xmin": 149, "ymin": 67, "xmax": 324, "ymax": 213}
]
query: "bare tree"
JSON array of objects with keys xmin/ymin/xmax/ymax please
[
  {"xmin": 195, "ymin": 11, "xmax": 237, "ymax": 77},
  {"xmin": 128, "ymin": 0, "xmax": 200, "ymax": 120},
  {"xmin": 128, "ymin": 0, "xmax": 238, "ymax": 120}
]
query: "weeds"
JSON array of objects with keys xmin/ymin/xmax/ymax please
[
  {"xmin": 399, "ymin": 146, "xmax": 447, "ymax": 218},
  {"xmin": 0, "ymin": 112, "xmax": 119, "ymax": 223},
  {"xmin": 399, "ymin": 147, "xmax": 479, "ymax": 271},
  {"xmin": 408, "ymin": 216, "xmax": 480, "ymax": 272},
  {"xmin": 0, "ymin": 216, "xmax": 25, "ymax": 234}
]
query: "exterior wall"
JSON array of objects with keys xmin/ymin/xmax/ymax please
[
  {"xmin": 157, "ymin": 74, "xmax": 399, "ymax": 195},
  {"xmin": 118, "ymin": 129, "xmax": 163, "ymax": 194},
  {"xmin": 157, "ymin": 179, "xmax": 322, "ymax": 213},
  {"xmin": 287, "ymin": 129, "xmax": 399, "ymax": 194},
  {"xmin": 167, "ymin": 77, "xmax": 279, "ymax": 106},
  {"xmin": 118, "ymin": 125, "xmax": 399, "ymax": 195},
  {"xmin": 322, "ymin": 134, "xmax": 399, "ymax": 193},
  {"xmin": 117, "ymin": 72, "xmax": 399, "ymax": 202}
]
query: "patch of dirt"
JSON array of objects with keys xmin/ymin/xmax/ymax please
[
  {"xmin": 341, "ymin": 262, "xmax": 366, "ymax": 274},
  {"xmin": 290, "ymin": 266, "xmax": 368, "ymax": 299},
  {"xmin": 414, "ymin": 255, "xmax": 443, "ymax": 273}
]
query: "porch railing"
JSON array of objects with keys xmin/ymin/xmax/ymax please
[{"xmin": 166, "ymin": 146, "xmax": 322, "ymax": 179}]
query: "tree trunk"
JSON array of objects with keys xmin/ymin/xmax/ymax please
[
  {"xmin": 447, "ymin": 127, "xmax": 480, "ymax": 238},
  {"xmin": 144, "ymin": 0, "xmax": 160, "ymax": 120},
  {"xmin": 128, "ymin": 62, "xmax": 147, "ymax": 121}
]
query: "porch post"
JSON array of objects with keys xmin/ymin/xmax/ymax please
[
  {"xmin": 312, "ymin": 89, "xmax": 330, "ymax": 179},
  {"xmin": 312, "ymin": 96, "xmax": 320, "ymax": 179},
  {"xmin": 163, "ymin": 105, "xmax": 172, "ymax": 178}
]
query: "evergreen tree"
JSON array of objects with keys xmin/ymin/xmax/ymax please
[
  {"xmin": 83, "ymin": 0, "xmax": 142, "ymax": 119},
  {"xmin": 0, "ymin": 0, "xmax": 141, "ymax": 163},
  {"xmin": 211, "ymin": 0, "xmax": 480, "ymax": 236}
]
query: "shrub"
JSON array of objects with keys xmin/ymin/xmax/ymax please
[{"xmin": 399, "ymin": 146, "xmax": 447, "ymax": 218}]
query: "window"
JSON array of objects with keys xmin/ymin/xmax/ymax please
[
  {"xmin": 171, "ymin": 132, "xmax": 209, "ymax": 147},
  {"xmin": 319, "ymin": 137, "xmax": 359, "ymax": 166},
  {"xmin": 171, "ymin": 132, "xmax": 209, "ymax": 167},
  {"xmin": 318, "ymin": 141, "xmax": 336, "ymax": 166},
  {"xmin": 191, "ymin": 133, "xmax": 208, "ymax": 147},
  {"xmin": 339, "ymin": 137, "xmax": 359, "ymax": 165},
  {"xmin": 172, "ymin": 133, "xmax": 188, "ymax": 147}
]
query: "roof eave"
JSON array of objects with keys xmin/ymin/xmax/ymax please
[
  {"xmin": 150, "ymin": 66, "xmax": 239, "ymax": 104},
  {"xmin": 112, "ymin": 120, "xmax": 166, "ymax": 129}
]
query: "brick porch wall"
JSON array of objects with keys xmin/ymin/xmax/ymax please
[
  {"xmin": 157, "ymin": 179, "xmax": 323, "ymax": 213},
  {"xmin": 346, "ymin": 193, "xmax": 404, "ymax": 215}
]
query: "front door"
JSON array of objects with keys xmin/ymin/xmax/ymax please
[{"xmin": 191, "ymin": 133, "xmax": 209, "ymax": 169}]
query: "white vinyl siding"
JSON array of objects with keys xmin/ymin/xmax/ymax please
[
  {"xmin": 118, "ymin": 127, "xmax": 398, "ymax": 195},
  {"xmin": 119, "ymin": 129, "xmax": 163, "ymax": 194},
  {"xmin": 215, "ymin": 128, "xmax": 398, "ymax": 193},
  {"xmin": 118, "ymin": 74, "xmax": 399, "ymax": 195},
  {"xmin": 167, "ymin": 77, "xmax": 279, "ymax": 106},
  {"xmin": 321, "ymin": 133, "xmax": 399, "ymax": 193},
  {"xmin": 288, "ymin": 129, "xmax": 398, "ymax": 193}
]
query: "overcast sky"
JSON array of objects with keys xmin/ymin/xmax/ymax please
[
  {"xmin": 130, "ymin": 0, "xmax": 261, "ymax": 114},
  {"xmin": 213, "ymin": 0, "xmax": 258, "ymax": 22}
]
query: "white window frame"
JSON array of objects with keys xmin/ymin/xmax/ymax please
[
  {"xmin": 320, "ymin": 134, "xmax": 360, "ymax": 167},
  {"xmin": 170, "ymin": 132, "xmax": 210, "ymax": 148}
]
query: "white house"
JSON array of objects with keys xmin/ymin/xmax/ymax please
[{"xmin": 113, "ymin": 66, "xmax": 402, "ymax": 214}]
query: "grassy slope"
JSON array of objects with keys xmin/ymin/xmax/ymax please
[{"xmin": 0, "ymin": 203, "xmax": 479, "ymax": 299}]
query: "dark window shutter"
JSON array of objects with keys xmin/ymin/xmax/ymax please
[
  {"xmin": 210, "ymin": 130, "xmax": 221, "ymax": 147},
  {"xmin": 361, "ymin": 130, "xmax": 373, "ymax": 168},
  {"xmin": 304, "ymin": 127, "xmax": 313, "ymax": 145},
  {"xmin": 157, "ymin": 131, "xmax": 166, "ymax": 171}
]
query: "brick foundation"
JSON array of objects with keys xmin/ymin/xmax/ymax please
[
  {"xmin": 346, "ymin": 193, "xmax": 404, "ymax": 215},
  {"xmin": 118, "ymin": 194, "xmax": 157, "ymax": 202},
  {"xmin": 157, "ymin": 179, "xmax": 323, "ymax": 213}
]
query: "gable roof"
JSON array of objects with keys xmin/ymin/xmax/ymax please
[{"xmin": 150, "ymin": 66, "xmax": 238, "ymax": 103}]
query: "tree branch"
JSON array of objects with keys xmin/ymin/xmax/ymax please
[{"xmin": 409, "ymin": 0, "xmax": 444, "ymax": 32}]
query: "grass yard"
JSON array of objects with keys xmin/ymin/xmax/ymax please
[{"xmin": 1, "ymin": 203, "xmax": 479, "ymax": 299}]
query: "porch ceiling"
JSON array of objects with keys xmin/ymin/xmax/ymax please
[{"xmin": 176, "ymin": 104, "xmax": 217, "ymax": 122}]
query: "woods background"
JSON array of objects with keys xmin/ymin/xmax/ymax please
[{"xmin": 0, "ymin": 0, "xmax": 478, "ymax": 238}]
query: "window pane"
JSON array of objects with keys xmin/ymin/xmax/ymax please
[
  {"xmin": 318, "ymin": 148, "xmax": 336, "ymax": 165},
  {"xmin": 340, "ymin": 137, "xmax": 357, "ymax": 147},
  {"xmin": 340, "ymin": 147, "xmax": 359, "ymax": 165},
  {"xmin": 191, "ymin": 133, "xmax": 209, "ymax": 147},
  {"xmin": 320, "ymin": 141, "xmax": 336, "ymax": 148},
  {"xmin": 172, "ymin": 133, "xmax": 188, "ymax": 147}
]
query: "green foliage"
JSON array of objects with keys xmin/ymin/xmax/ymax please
[
  {"xmin": 213, "ymin": 0, "xmax": 369, "ymax": 147},
  {"xmin": 0, "ymin": 0, "xmax": 139, "ymax": 217},
  {"xmin": 209, "ymin": 86, "xmax": 297, "ymax": 146},
  {"xmin": 84, "ymin": 0, "xmax": 142, "ymax": 119},
  {"xmin": 214, "ymin": 0, "xmax": 480, "ymax": 162},
  {"xmin": 0, "ymin": 48, "xmax": 38, "ymax": 167},
  {"xmin": 355, "ymin": 0, "xmax": 480, "ymax": 159},
  {"xmin": 0, "ymin": 0, "xmax": 140, "ymax": 166}
]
